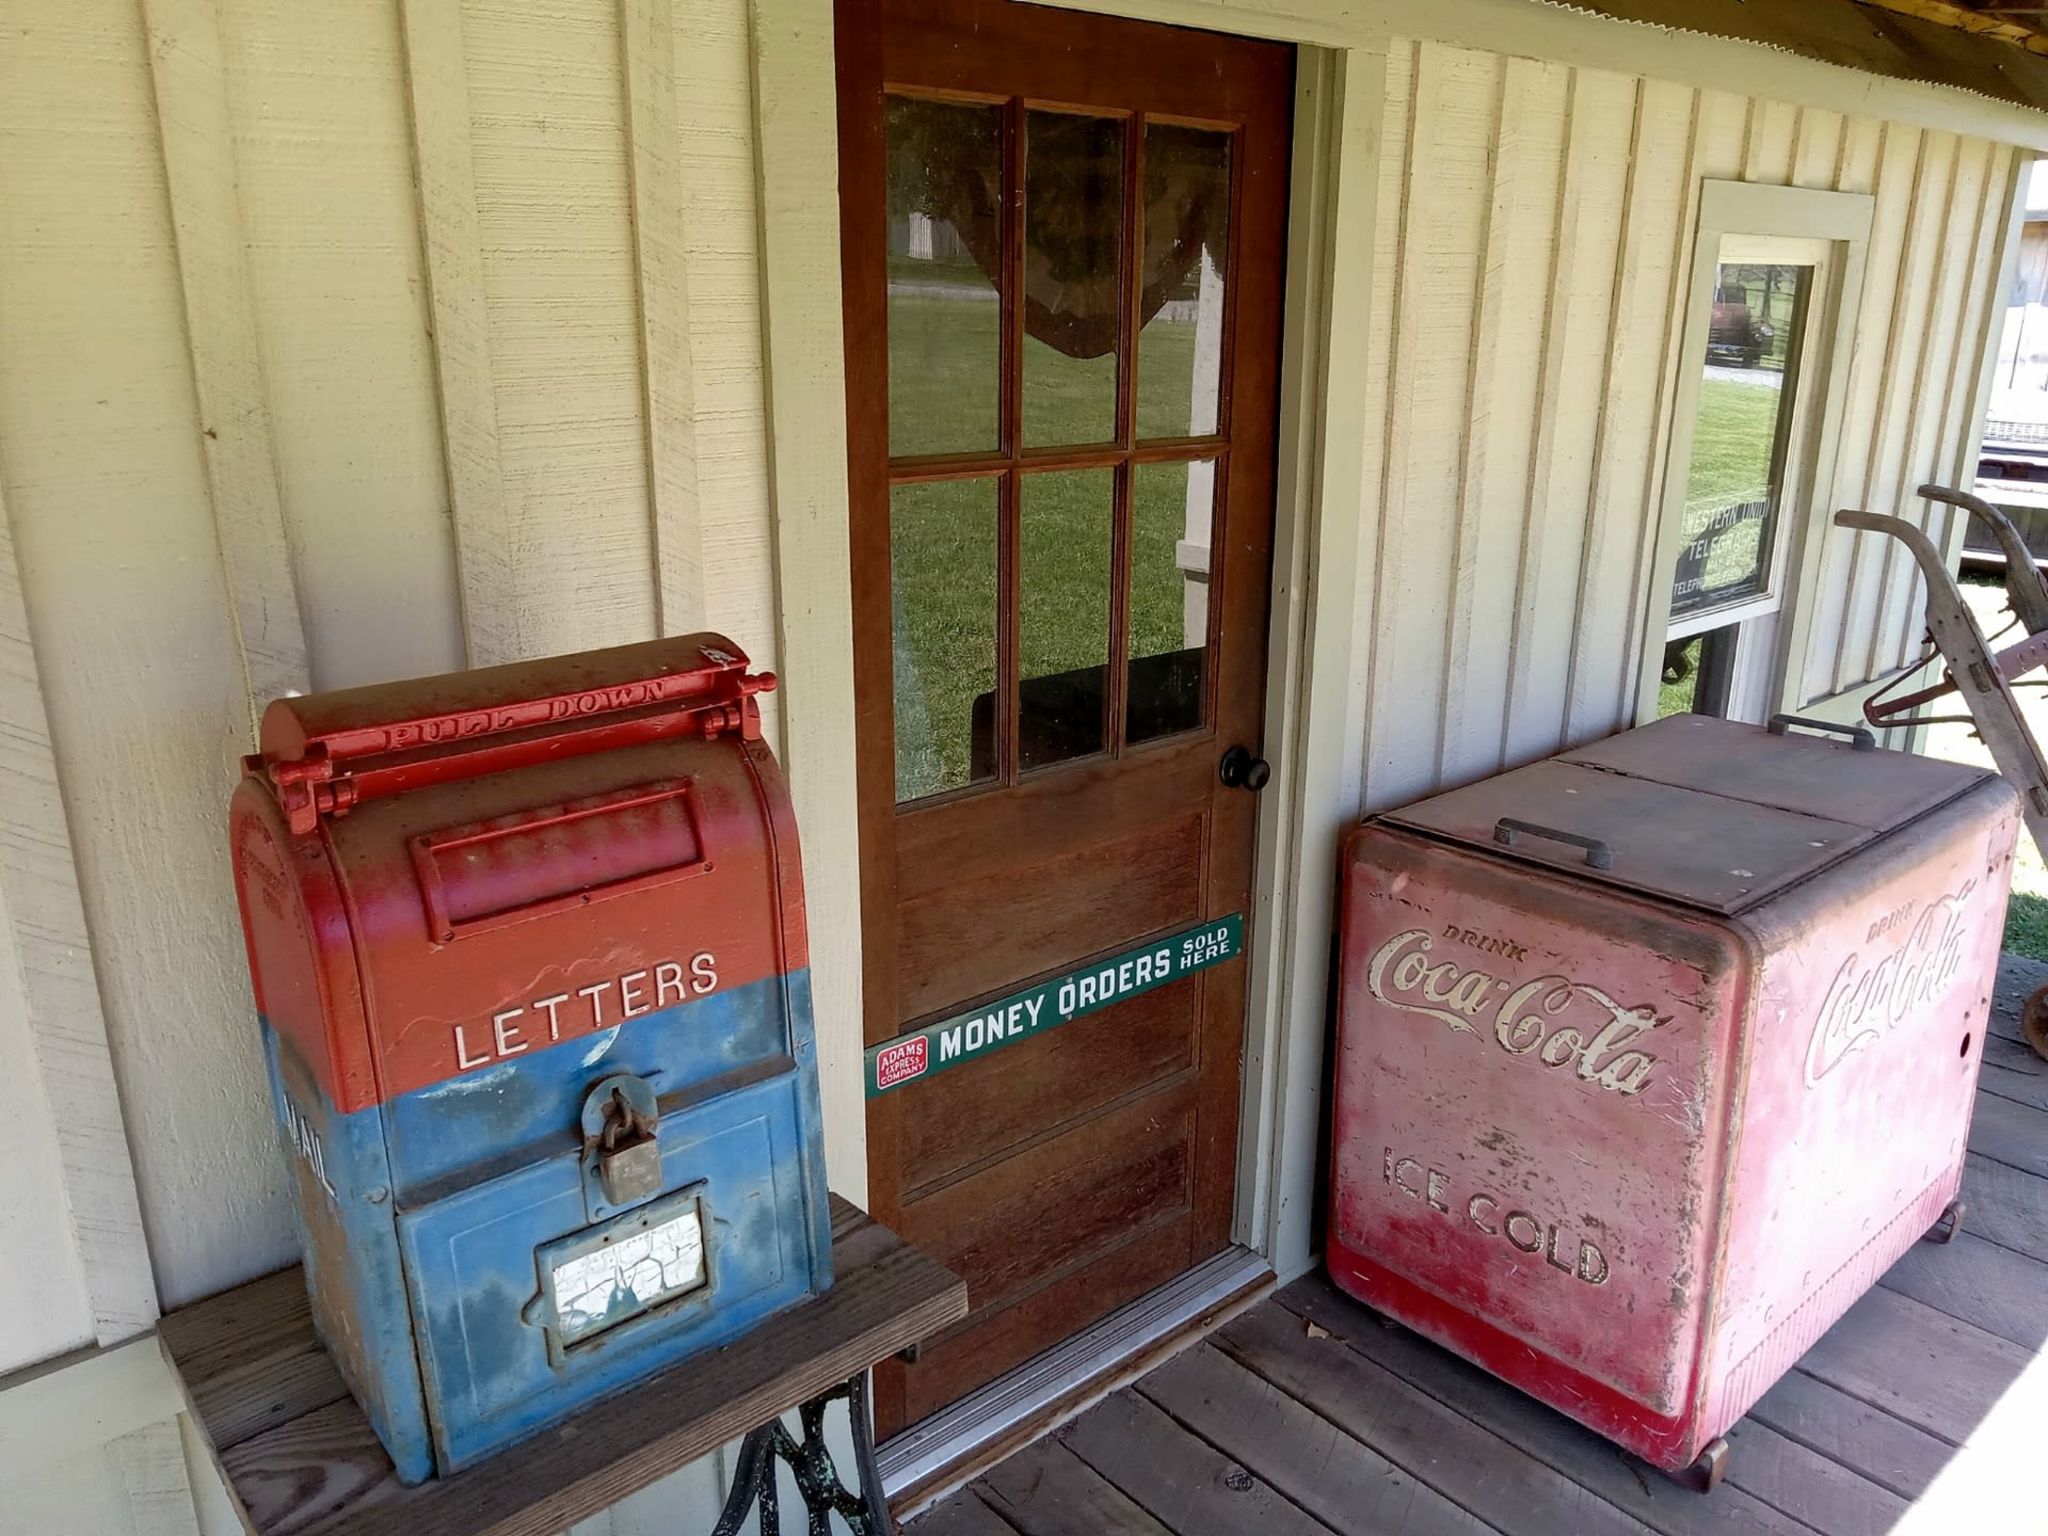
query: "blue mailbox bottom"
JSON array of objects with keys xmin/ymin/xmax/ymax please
[{"xmin": 262, "ymin": 968, "xmax": 834, "ymax": 1484}]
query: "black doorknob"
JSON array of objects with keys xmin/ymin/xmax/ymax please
[{"xmin": 1219, "ymin": 746, "xmax": 1270, "ymax": 791}]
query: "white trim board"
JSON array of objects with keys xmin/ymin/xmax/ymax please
[
  {"xmin": 749, "ymin": 0, "xmax": 867, "ymax": 1203},
  {"xmin": 1028, "ymin": 0, "xmax": 2048, "ymax": 152}
]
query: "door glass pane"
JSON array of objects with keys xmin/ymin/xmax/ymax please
[
  {"xmin": 887, "ymin": 97, "xmax": 1003, "ymax": 459},
  {"xmin": 1670, "ymin": 262, "xmax": 1813, "ymax": 621},
  {"xmin": 1129, "ymin": 458, "xmax": 1213, "ymax": 742},
  {"xmin": 1136, "ymin": 125, "xmax": 1231, "ymax": 440},
  {"xmin": 1657, "ymin": 624, "xmax": 1739, "ymax": 720},
  {"xmin": 1023, "ymin": 112, "xmax": 1124, "ymax": 447},
  {"xmin": 1020, "ymin": 468, "xmax": 1114, "ymax": 768},
  {"xmin": 893, "ymin": 478, "xmax": 999, "ymax": 802}
]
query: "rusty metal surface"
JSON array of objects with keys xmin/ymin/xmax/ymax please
[
  {"xmin": 1550, "ymin": 0, "xmax": 2048, "ymax": 113},
  {"xmin": 1383, "ymin": 756, "xmax": 1872, "ymax": 914},
  {"xmin": 1561, "ymin": 711, "xmax": 1988, "ymax": 830},
  {"xmin": 1330, "ymin": 717, "xmax": 2020, "ymax": 1473}
]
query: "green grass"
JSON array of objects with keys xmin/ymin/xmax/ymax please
[{"xmin": 888, "ymin": 288, "xmax": 1209, "ymax": 799}]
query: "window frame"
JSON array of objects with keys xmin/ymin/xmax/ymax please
[{"xmin": 1636, "ymin": 181, "xmax": 1874, "ymax": 724}]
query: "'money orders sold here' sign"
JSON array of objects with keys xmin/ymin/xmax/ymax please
[{"xmin": 864, "ymin": 915, "xmax": 1245, "ymax": 1097}]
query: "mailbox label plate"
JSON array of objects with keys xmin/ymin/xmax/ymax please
[
  {"xmin": 863, "ymin": 915, "xmax": 1244, "ymax": 1097},
  {"xmin": 541, "ymin": 1187, "xmax": 709, "ymax": 1348}
]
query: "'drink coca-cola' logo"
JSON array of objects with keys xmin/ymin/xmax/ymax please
[
  {"xmin": 1365, "ymin": 929, "xmax": 1665, "ymax": 1098},
  {"xmin": 1805, "ymin": 881, "xmax": 1975, "ymax": 1086}
]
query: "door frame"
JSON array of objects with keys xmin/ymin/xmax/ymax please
[{"xmin": 751, "ymin": 0, "xmax": 1383, "ymax": 1283}]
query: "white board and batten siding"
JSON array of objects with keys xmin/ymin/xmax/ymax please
[
  {"xmin": 0, "ymin": 2, "xmax": 2032, "ymax": 1534},
  {"xmin": 1353, "ymin": 39, "xmax": 2026, "ymax": 813},
  {"xmin": 0, "ymin": 0, "xmax": 780, "ymax": 1528}
]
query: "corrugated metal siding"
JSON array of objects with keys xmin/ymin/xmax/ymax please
[{"xmin": 1355, "ymin": 38, "xmax": 2021, "ymax": 816}]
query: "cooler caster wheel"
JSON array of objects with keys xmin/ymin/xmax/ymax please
[
  {"xmin": 2024, "ymin": 984, "xmax": 2048, "ymax": 1063},
  {"xmin": 1928, "ymin": 1200, "xmax": 1966, "ymax": 1244},
  {"xmin": 1686, "ymin": 1437, "xmax": 1730, "ymax": 1494}
]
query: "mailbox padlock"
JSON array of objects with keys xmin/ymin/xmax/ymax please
[{"xmin": 583, "ymin": 1074, "xmax": 663, "ymax": 1210}]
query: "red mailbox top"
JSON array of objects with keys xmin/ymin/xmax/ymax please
[{"xmin": 229, "ymin": 634, "xmax": 804, "ymax": 1118}]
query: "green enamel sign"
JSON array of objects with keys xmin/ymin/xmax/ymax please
[{"xmin": 864, "ymin": 914, "xmax": 1245, "ymax": 1097}]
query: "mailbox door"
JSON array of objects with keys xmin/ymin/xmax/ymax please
[{"xmin": 398, "ymin": 1069, "xmax": 820, "ymax": 1470}]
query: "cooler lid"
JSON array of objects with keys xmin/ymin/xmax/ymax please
[
  {"xmin": 1560, "ymin": 712, "xmax": 1987, "ymax": 832},
  {"xmin": 1383, "ymin": 758, "xmax": 1873, "ymax": 915}
]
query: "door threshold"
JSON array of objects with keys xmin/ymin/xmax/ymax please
[{"xmin": 879, "ymin": 1244, "xmax": 1275, "ymax": 1515}]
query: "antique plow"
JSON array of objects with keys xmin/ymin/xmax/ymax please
[{"xmin": 1837, "ymin": 485, "xmax": 2048, "ymax": 1058}]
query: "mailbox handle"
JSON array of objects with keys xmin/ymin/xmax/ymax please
[
  {"xmin": 1494, "ymin": 818, "xmax": 1613, "ymax": 870},
  {"xmin": 1767, "ymin": 713, "xmax": 1878, "ymax": 752}
]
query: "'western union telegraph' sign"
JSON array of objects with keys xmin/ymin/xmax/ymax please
[{"xmin": 864, "ymin": 915, "xmax": 1245, "ymax": 1097}]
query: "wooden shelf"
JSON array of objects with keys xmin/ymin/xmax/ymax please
[{"xmin": 161, "ymin": 1196, "xmax": 965, "ymax": 1536}]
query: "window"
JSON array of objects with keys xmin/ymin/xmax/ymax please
[{"xmin": 1641, "ymin": 184, "xmax": 1872, "ymax": 726}]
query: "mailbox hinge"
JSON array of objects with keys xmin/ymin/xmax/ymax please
[{"xmin": 251, "ymin": 663, "xmax": 775, "ymax": 835}]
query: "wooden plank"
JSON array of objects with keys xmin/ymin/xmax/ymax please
[
  {"xmin": 110, "ymin": 1417, "xmax": 205, "ymax": 1536},
  {"xmin": 1832, "ymin": 127, "xmax": 1939, "ymax": 695},
  {"xmin": 1361, "ymin": 40, "xmax": 1478, "ymax": 813},
  {"xmin": 0, "ymin": 1336, "xmax": 189, "ymax": 1467},
  {"xmin": 1976, "ymin": 1052, "xmax": 2048, "ymax": 1113},
  {"xmin": 1136, "ymin": 1340, "xmax": 1500, "ymax": 1536},
  {"xmin": 213, "ymin": 0, "xmax": 466, "ymax": 691},
  {"xmin": 1879, "ymin": 1229, "xmax": 2048, "ymax": 1349},
  {"xmin": 1869, "ymin": 131, "xmax": 1984, "ymax": 677},
  {"xmin": 1795, "ymin": 1282, "xmax": 2030, "ymax": 1445},
  {"xmin": 1718, "ymin": 1413, "xmax": 1904, "ymax": 1536},
  {"xmin": 1503, "ymin": 66, "xmax": 1634, "ymax": 763},
  {"xmin": 1745, "ymin": 1367, "xmax": 1952, "ymax": 1501},
  {"xmin": 1740, "ymin": 98, "xmax": 1798, "ymax": 184},
  {"xmin": 397, "ymin": 0, "xmax": 517, "ymax": 669},
  {"xmin": 139, "ymin": 0, "xmax": 311, "ymax": 718},
  {"xmin": 1565, "ymin": 77, "xmax": 1690, "ymax": 744},
  {"xmin": 1216, "ymin": 1300, "xmax": 1650, "ymax": 1536},
  {"xmin": 976, "ymin": 1436, "xmax": 1175, "ymax": 1536},
  {"xmin": 1057, "ymin": 1389, "xmax": 1339, "ymax": 1536},
  {"xmin": 1275, "ymin": 1276, "xmax": 1813, "ymax": 1536},
  {"xmin": 0, "ymin": 479, "xmax": 156, "ymax": 1348},
  {"xmin": 1436, "ymin": 55, "xmax": 1559, "ymax": 785},
  {"xmin": 169, "ymin": 1203, "xmax": 960, "ymax": 1536},
  {"xmin": 1968, "ymin": 1089, "xmax": 2048, "ymax": 1180},
  {"xmin": 1820, "ymin": 123, "xmax": 1919, "ymax": 698},
  {"xmin": 1615, "ymin": 88, "xmax": 1716, "ymax": 724},
  {"xmin": 619, "ymin": 0, "xmax": 704, "ymax": 637},
  {"xmin": 1790, "ymin": 107, "xmax": 1844, "ymax": 191},
  {"xmin": 909, "ymin": 1489, "xmax": 1025, "ymax": 1536},
  {"xmin": 1958, "ymin": 1150, "xmax": 2048, "ymax": 1261}
]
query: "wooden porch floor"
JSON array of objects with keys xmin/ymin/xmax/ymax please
[{"xmin": 908, "ymin": 955, "xmax": 2048, "ymax": 1536}]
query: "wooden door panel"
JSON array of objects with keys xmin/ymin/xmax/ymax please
[
  {"xmin": 896, "ymin": 812, "xmax": 1205, "ymax": 1020},
  {"xmin": 900, "ymin": 980, "xmax": 1199, "ymax": 1192},
  {"xmin": 902, "ymin": 1084, "xmax": 1196, "ymax": 1316},
  {"xmin": 840, "ymin": 0, "xmax": 1291, "ymax": 1433},
  {"xmin": 901, "ymin": 1214, "xmax": 1196, "ymax": 1424}
]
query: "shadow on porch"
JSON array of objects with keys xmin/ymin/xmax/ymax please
[{"xmin": 908, "ymin": 955, "xmax": 2048, "ymax": 1536}]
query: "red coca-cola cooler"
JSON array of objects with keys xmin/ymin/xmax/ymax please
[{"xmin": 1329, "ymin": 713, "xmax": 2019, "ymax": 1484}]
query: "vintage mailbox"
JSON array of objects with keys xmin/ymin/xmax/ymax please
[
  {"xmin": 1330, "ymin": 714, "xmax": 2018, "ymax": 1479},
  {"xmin": 229, "ymin": 636, "xmax": 832, "ymax": 1483}
]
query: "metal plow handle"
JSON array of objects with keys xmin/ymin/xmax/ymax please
[
  {"xmin": 1917, "ymin": 483, "xmax": 2048, "ymax": 635},
  {"xmin": 1836, "ymin": 507, "xmax": 2048, "ymax": 860}
]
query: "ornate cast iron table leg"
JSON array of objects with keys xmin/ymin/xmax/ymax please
[{"xmin": 711, "ymin": 1371, "xmax": 893, "ymax": 1536}]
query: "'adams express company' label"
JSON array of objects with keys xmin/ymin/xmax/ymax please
[{"xmin": 1365, "ymin": 928, "xmax": 1666, "ymax": 1098}]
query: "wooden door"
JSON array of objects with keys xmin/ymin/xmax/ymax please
[{"xmin": 836, "ymin": 0, "xmax": 1292, "ymax": 1434}]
